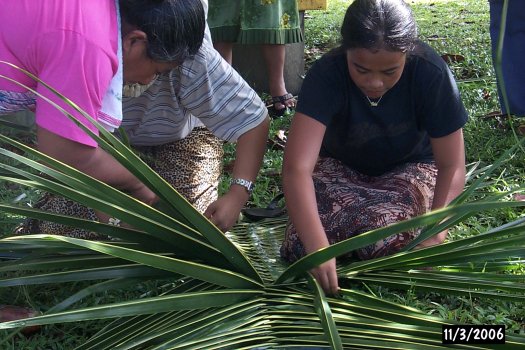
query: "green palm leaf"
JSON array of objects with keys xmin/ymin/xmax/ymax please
[
  {"xmin": 3, "ymin": 234, "xmax": 262, "ymax": 289},
  {"xmin": 276, "ymin": 200, "xmax": 525, "ymax": 284},
  {"xmin": 0, "ymin": 290, "xmax": 262, "ymax": 329},
  {"xmin": 307, "ymin": 274, "xmax": 343, "ymax": 350}
]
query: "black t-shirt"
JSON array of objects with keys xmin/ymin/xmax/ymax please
[{"xmin": 296, "ymin": 41, "xmax": 468, "ymax": 176}]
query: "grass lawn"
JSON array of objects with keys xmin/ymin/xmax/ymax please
[{"xmin": 1, "ymin": 0, "xmax": 524, "ymax": 348}]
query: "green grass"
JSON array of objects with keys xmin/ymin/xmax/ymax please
[{"xmin": 1, "ymin": 0, "xmax": 524, "ymax": 346}]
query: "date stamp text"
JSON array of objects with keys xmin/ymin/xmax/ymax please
[{"xmin": 442, "ymin": 325, "xmax": 505, "ymax": 344}]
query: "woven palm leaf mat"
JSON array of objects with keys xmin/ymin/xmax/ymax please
[{"xmin": 227, "ymin": 217, "xmax": 289, "ymax": 284}]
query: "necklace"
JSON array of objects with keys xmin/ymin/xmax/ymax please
[
  {"xmin": 365, "ymin": 95, "xmax": 383, "ymax": 107},
  {"xmin": 123, "ymin": 74, "xmax": 159, "ymax": 98}
]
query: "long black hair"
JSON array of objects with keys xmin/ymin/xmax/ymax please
[
  {"xmin": 119, "ymin": 0, "xmax": 205, "ymax": 63},
  {"xmin": 341, "ymin": 0, "xmax": 417, "ymax": 52}
]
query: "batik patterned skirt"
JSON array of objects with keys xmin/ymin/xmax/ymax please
[
  {"xmin": 16, "ymin": 127, "xmax": 224, "ymax": 239},
  {"xmin": 208, "ymin": 0, "xmax": 303, "ymax": 44},
  {"xmin": 280, "ymin": 157, "xmax": 438, "ymax": 262}
]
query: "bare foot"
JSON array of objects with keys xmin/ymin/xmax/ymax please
[{"xmin": 0, "ymin": 305, "xmax": 41, "ymax": 335}]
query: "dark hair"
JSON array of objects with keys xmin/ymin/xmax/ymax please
[
  {"xmin": 341, "ymin": 0, "xmax": 417, "ymax": 52},
  {"xmin": 119, "ymin": 0, "xmax": 205, "ymax": 63}
]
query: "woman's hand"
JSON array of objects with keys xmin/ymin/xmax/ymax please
[
  {"xmin": 204, "ymin": 116, "xmax": 268, "ymax": 231},
  {"xmin": 204, "ymin": 186, "xmax": 248, "ymax": 231},
  {"xmin": 303, "ymin": 237, "xmax": 340, "ymax": 295},
  {"xmin": 127, "ymin": 181, "xmax": 158, "ymax": 206}
]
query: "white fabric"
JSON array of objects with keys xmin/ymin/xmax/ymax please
[{"xmin": 98, "ymin": 0, "xmax": 123, "ymax": 132}]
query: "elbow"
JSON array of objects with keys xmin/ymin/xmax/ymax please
[
  {"xmin": 282, "ymin": 157, "xmax": 312, "ymax": 191},
  {"xmin": 436, "ymin": 161, "xmax": 466, "ymax": 179}
]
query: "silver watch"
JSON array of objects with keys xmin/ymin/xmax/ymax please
[{"xmin": 230, "ymin": 178, "xmax": 254, "ymax": 194}]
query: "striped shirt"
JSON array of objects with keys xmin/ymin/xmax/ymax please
[{"xmin": 121, "ymin": 32, "xmax": 268, "ymax": 146}]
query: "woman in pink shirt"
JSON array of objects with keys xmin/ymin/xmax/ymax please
[{"xmin": 0, "ymin": 0, "xmax": 205, "ymax": 208}]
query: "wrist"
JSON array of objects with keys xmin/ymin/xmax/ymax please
[
  {"xmin": 230, "ymin": 177, "xmax": 254, "ymax": 195},
  {"xmin": 227, "ymin": 184, "xmax": 250, "ymax": 204},
  {"xmin": 301, "ymin": 232, "xmax": 330, "ymax": 254}
]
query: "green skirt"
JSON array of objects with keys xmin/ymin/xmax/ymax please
[{"xmin": 208, "ymin": 0, "xmax": 303, "ymax": 44}]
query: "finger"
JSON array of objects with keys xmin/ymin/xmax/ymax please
[
  {"xmin": 328, "ymin": 269, "xmax": 340, "ymax": 296},
  {"xmin": 317, "ymin": 271, "xmax": 331, "ymax": 295},
  {"xmin": 215, "ymin": 221, "xmax": 227, "ymax": 232},
  {"xmin": 209, "ymin": 216, "xmax": 227, "ymax": 232},
  {"xmin": 203, "ymin": 206, "xmax": 214, "ymax": 219},
  {"xmin": 150, "ymin": 195, "xmax": 160, "ymax": 206},
  {"xmin": 221, "ymin": 221, "xmax": 233, "ymax": 232},
  {"xmin": 143, "ymin": 193, "xmax": 158, "ymax": 206}
]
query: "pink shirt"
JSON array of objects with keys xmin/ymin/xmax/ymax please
[{"xmin": 0, "ymin": 0, "xmax": 118, "ymax": 147}]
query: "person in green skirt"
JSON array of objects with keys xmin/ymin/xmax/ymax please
[{"xmin": 208, "ymin": 0, "xmax": 304, "ymax": 116}]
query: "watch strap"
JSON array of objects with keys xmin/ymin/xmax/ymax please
[{"xmin": 230, "ymin": 178, "xmax": 254, "ymax": 194}]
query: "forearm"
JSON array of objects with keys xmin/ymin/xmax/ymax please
[
  {"xmin": 37, "ymin": 128, "xmax": 153, "ymax": 202},
  {"xmin": 228, "ymin": 117, "xmax": 270, "ymax": 200},
  {"xmin": 417, "ymin": 164, "xmax": 465, "ymax": 247},
  {"xmin": 417, "ymin": 129, "xmax": 466, "ymax": 247},
  {"xmin": 282, "ymin": 113, "xmax": 337, "ymax": 294},
  {"xmin": 71, "ymin": 147, "xmax": 144, "ymax": 192},
  {"xmin": 430, "ymin": 129, "xmax": 466, "ymax": 210},
  {"xmin": 283, "ymin": 166, "xmax": 329, "ymax": 253},
  {"xmin": 431, "ymin": 165, "xmax": 466, "ymax": 210}
]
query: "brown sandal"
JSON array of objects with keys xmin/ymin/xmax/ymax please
[{"xmin": 270, "ymin": 93, "xmax": 296, "ymax": 117}]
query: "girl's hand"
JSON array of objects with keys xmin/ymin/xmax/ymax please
[
  {"xmin": 310, "ymin": 258, "xmax": 339, "ymax": 295},
  {"xmin": 303, "ymin": 236, "xmax": 340, "ymax": 295}
]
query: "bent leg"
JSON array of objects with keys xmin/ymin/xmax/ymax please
[
  {"xmin": 213, "ymin": 42, "xmax": 234, "ymax": 64},
  {"xmin": 261, "ymin": 44, "xmax": 295, "ymax": 109},
  {"xmin": 355, "ymin": 162, "xmax": 437, "ymax": 259},
  {"xmin": 15, "ymin": 128, "xmax": 224, "ymax": 237},
  {"xmin": 281, "ymin": 158, "xmax": 437, "ymax": 262},
  {"xmin": 148, "ymin": 127, "xmax": 224, "ymax": 213}
]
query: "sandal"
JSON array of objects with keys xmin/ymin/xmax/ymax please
[
  {"xmin": 477, "ymin": 110, "xmax": 525, "ymax": 135},
  {"xmin": 270, "ymin": 93, "xmax": 296, "ymax": 117},
  {"xmin": 242, "ymin": 193, "xmax": 286, "ymax": 221}
]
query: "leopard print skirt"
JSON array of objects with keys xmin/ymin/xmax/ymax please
[{"xmin": 15, "ymin": 127, "xmax": 224, "ymax": 239}]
